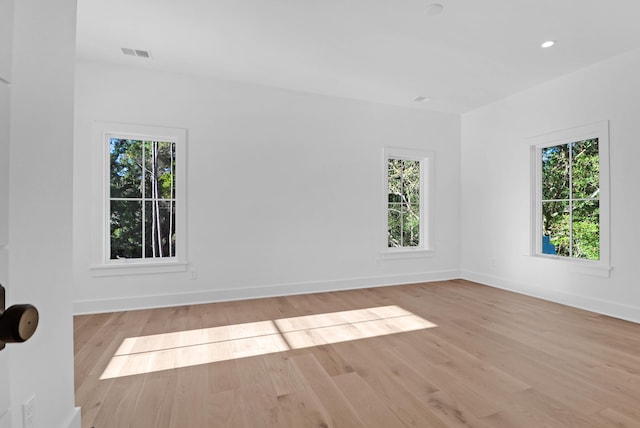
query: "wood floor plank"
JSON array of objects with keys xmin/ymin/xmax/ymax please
[
  {"xmin": 477, "ymin": 348, "xmax": 606, "ymax": 414},
  {"xmin": 424, "ymin": 390, "xmax": 493, "ymax": 428},
  {"xmin": 333, "ymin": 341, "xmax": 449, "ymax": 427},
  {"xmin": 168, "ymin": 365, "xmax": 207, "ymax": 428},
  {"xmin": 74, "ymin": 378, "xmax": 115, "ymax": 428},
  {"xmin": 395, "ymin": 348, "xmax": 505, "ymax": 418},
  {"xmin": 274, "ymin": 390, "xmax": 330, "ymax": 428},
  {"xmin": 130, "ymin": 369, "xmax": 177, "ymax": 428},
  {"xmin": 289, "ymin": 353, "xmax": 365, "ymax": 427},
  {"xmin": 482, "ymin": 387, "xmax": 600, "ymax": 428},
  {"xmin": 237, "ymin": 383, "xmax": 280, "ymax": 428},
  {"xmin": 332, "ymin": 371, "xmax": 407, "ymax": 428},
  {"xmin": 88, "ymin": 375, "xmax": 146, "ymax": 428},
  {"xmin": 207, "ymin": 359, "xmax": 241, "ymax": 395},
  {"xmin": 261, "ymin": 353, "xmax": 306, "ymax": 397},
  {"xmin": 591, "ymin": 407, "xmax": 640, "ymax": 428},
  {"xmin": 335, "ymin": 338, "xmax": 439, "ymax": 399},
  {"xmin": 235, "ymin": 355, "xmax": 280, "ymax": 428},
  {"xmin": 74, "ymin": 280, "xmax": 640, "ymax": 428},
  {"xmin": 206, "ymin": 388, "xmax": 245, "ymax": 428}
]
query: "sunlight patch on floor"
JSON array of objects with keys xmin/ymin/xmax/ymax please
[{"xmin": 100, "ymin": 305, "xmax": 437, "ymax": 379}]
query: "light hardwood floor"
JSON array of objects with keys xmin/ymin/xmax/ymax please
[{"xmin": 74, "ymin": 280, "xmax": 640, "ymax": 427}]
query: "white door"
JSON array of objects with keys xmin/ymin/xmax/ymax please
[
  {"xmin": 0, "ymin": 77, "xmax": 12, "ymax": 428},
  {"xmin": 0, "ymin": 0, "xmax": 14, "ymax": 426}
]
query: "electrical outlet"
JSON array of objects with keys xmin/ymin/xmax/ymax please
[
  {"xmin": 189, "ymin": 270, "xmax": 197, "ymax": 280},
  {"xmin": 22, "ymin": 395, "xmax": 34, "ymax": 428}
]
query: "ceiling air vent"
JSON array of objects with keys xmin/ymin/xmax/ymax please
[
  {"xmin": 135, "ymin": 49, "xmax": 151, "ymax": 58},
  {"xmin": 121, "ymin": 47, "xmax": 152, "ymax": 59}
]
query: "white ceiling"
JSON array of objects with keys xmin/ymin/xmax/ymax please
[{"xmin": 76, "ymin": 0, "xmax": 640, "ymax": 114}]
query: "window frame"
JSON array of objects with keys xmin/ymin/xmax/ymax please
[
  {"xmin": 529, "ymin": 121, "xmax": 611, "ymax": 275},
  {"xmin": 381, "ymin": 148, "xmax": 434, "ymax": 259},
  {"xmin": 90, "ymin": 122, "xmax": 187, "ymax": 276}
]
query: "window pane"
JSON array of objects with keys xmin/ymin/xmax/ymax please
[
  {"xmin": 571, "ymin": 139, "xmax": 599, "ymax": 200},
  {"xmin": 145, "ymin": 201, "xmax": 176, "ymax": 258},
  {"xmin": 388, "ymin": 193, "xmax": 401, "ymax": 204},
  {"xmin": 110, "ymin": 200, "xmax": 142, "ymax": 259},
  {"xmin": 144, "ymin": 141, "xmax": 176, "ymax": 200},
  {"xmin": 402, "ymin": 160, "xmax": 420, "ymax": 206},
  {"xmin": 162, "ymin": 142, "xmax": 177, "ymax": 198},
  {"xmin": 542, "ymin": 201, "xmax": 570, "ymax": 257},
  {"xmin": 572, "ymin": 200, "xmax": 599, "ymax": 260},
  {"xmin": 541, "ymin": 144, "xmax": 570, "ymax": 200},
  {"xmin": 110, "ymin": 139, "xmax": 142, "ymax": 198},
  {"xmin": 402, "ymin": 204, "xmax": 420, "ymax": 247},
  {"xmin": 388, "ymin": 204, "xmax": 401, "ymax": 247},
  {"xmin": 388, "ymin": 159, "xmax": 402, "ymax": 195},
  {"xmin": 387, "ymin": 158, "xmax": 421, "ymax": 248}
]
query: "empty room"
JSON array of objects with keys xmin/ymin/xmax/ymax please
[{"xmin": 2, "ymin": 0, "xmax": 640, "ymax": 427}]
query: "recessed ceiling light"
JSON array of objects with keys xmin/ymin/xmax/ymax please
[
  {"xmin": 413, "ymin": 96, "xmax": 431, "ymax": 103},
  {"xmin": 541, "ymin": 40, "xmax": 556, "ymax": 48},
  {"xmin": 424, "ymin": 3, "xmax": 444, "ymax": 16}
]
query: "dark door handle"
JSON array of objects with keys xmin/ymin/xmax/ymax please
[{"xmin": 0, "ymin": 284, "xmax": 39, "ymax": 350}]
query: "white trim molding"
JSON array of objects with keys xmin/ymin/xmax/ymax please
[
  {"xmin": 73, "ymin": 270, "xmax": 460, "ymax": 314},
  {"xmin": 90, "ymin": 121, "xmax": 188, "ymax": 276},
  {"xmin": 527, "ymin": 120, "xmax": 611, "ymax": 276},
  {"xmin": 381, "ymin": 147, "xmax": 435, "ymax": 259},
  {"xmin": 461, "ymin": 270, "xmax": 640, "ymax": 324},
  {"xmin": 64, "ymin": 407, "xmax": 82, "ymax": 428}
]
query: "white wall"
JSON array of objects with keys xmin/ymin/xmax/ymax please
[
  {"xmin": 461, "ymin": 48, "xmax": 640, "ymax": 323},
  {"xmin": 73, "ymin": 61, "xmax": 461, "ymax": 313},
  {"xmin": 8, "ymin": 0, "xmax": 80, "ymax": 427}
]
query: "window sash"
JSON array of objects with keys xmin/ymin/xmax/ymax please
[
  {"xmin": 382, "ymin": 148, "xmax": 433, "ymax": 256},
  {"xmin": 529, "ymin": 121, "xmax": 610, "ymax": 271},
  {"xmin": 387, "ymin": 158, "xmax": 422, "ymax": 248},
  {"xmin": 108, "ymin": 137, "xmax": 177, "ymax": 261},
  {"xmin": 538, "ymin": 140, "xmax": 600, "ymax": 260},
  {"xmin": 91, "ymin": 123, "xmax": 187, "ymax": 271}
]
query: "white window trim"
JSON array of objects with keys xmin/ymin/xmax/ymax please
[
  {"xmin": 381, "ymin": 147, "xmax": 434, "ymax": 259},
  {"xmin": 528, "ymin": 120, "xmax": 611, "ymax": 277},
  {"xmin": 90, "ymin": 121, "xmax": 187, "ymax": 276}
]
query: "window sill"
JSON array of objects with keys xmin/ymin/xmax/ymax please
[
  {"xmin": 380, "ymin": 248, "xmax": 435, "ymax": 260},
  {"xmin": 530, "ymin": 254, "xmax": 612, "ymax": 278},
  {"xmin": 90, "ymin": 261, "xmax": 188, "ymax": 277}
]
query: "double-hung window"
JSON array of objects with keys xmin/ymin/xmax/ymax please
[
  {"xmin": 382, "ymin": 148, "xmax": 433, "ymax": 257},
  {"xmin": 109, "ymin": 138, "xmax": 177, "ymax": 260},
  {"xmin": 530, "ymin": 121, "xmax": 610, "ymax": 273},
  {"xmin": 91, "ymin": 122, "xmax": 187, "ymax": 276}
]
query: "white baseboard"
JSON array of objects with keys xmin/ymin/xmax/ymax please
[
  {"xmin": 461, "ymin": 270, "xmax": 640, "ymax": 324},
  {"xmin": 73, "ymin": 270, "xmax": 460, "ymax": 315},
  {"xmin": 1, "ymin": 406, "xmax": 79, "ymax": 428},
  {"xmin": 0, "ymin": 410, "xmax": 9, "ymax": 428},
  {"xmin": 64, "ymin": 407, "xmax": 81, "ymax": 428}
]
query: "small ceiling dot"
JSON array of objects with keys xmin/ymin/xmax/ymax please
[{"xmin": 413, "ymin": 96, "xmax": 431, "ymax": 103}]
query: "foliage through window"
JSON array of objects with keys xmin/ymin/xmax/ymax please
[
  {"xmin": 541, "ymin": 139, "xmax": 600, "ymax": 259},
  {"xmin": 387, "ymin": 158, "xmax": 421, "ymax": 248},
  {"xmin": 110, "ymin": 138, "xmax": 176, "ymax": 260}
]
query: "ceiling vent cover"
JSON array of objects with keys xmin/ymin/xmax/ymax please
[
  {"xmin": 134, "ymin": 49, "xmax": 151, "ymax": 58},
  {"xmin": 121, "ymin": 48, "xmax": 152, "ymax": 59}
]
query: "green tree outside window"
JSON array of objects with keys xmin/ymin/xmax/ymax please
[
  {"xmin": 388, "ymin": 159, "xmax": 421, "ymax": 247},
  {"xmin": 541, "ymin": 139, "xmax": 599, "ymax": 260},
  {"xmin": 110, "ymin": 138, "xmax": 177, "ymax": 259}
]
